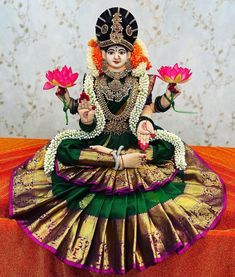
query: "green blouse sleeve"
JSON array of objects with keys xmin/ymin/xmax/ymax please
[{"xmin": 57, "ymin": 138, "xmax": 86, "ymax": 165}]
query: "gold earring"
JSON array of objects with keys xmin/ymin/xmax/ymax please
[
  {"xmin": 125, "ymin": 60, "xmax": 132, "ymax": 71},
  {"xmin": 102, "ymin": 59, "xmax": 108, "ymax": 72}
]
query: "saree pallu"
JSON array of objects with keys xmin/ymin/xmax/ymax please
[{"xmin": 9, "ymin": 140, "xmax": 226, "ymax": 274}]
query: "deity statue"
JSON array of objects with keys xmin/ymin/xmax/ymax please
[{"xmin": 10, "ymin": 7, "xmax": 225, "ymax": 274}]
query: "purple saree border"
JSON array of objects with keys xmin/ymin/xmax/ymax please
[
  {"xmin": 55, "ymin": 159, "xmax": 179, "ymax": 195},
  {"xmin": 9, "ymin": 165, "xmax": 15, "ymax": 218},
  {"xmin": 15, "ymin": 215, "xmax": 225, "ymax": 275},
  {"xmin": 14, "ymin": 221, "xmax": 191, "ymax": 275}
]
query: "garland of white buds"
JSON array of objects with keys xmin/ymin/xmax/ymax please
[
  {"xmin": 44, "ymin": 127, "xmax": 187, "ymax": 175},
  {"xmin": 44, "ymin": 39, "xmax": 187, "ymax": 175},
  {"xmin": 154, "ymin": 130, "xmax": 187, "ymax": 170},
  {"xmin": 79, "ymin": 74, "xmax": 106, "ymax": 139},
  {"xmin": 129, "ymin": 62, "xmax": 149, "ymax": 135},
  {"xmin": 44, "ymin": 130, "xmax": 80, "ymax": 174}
]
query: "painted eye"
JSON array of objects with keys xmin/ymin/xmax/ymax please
[{"xmin": 119, "ymin": 50, "xmax": 126, "ymax": 55}]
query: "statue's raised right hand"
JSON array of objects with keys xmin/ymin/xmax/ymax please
[{"xmin": 78, "ymin": 92, "xmax": 96, "ymax": 125}]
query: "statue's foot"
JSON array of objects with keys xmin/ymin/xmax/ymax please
[{"xmin": 121, "ymin": 153, "xmax": 146, "ymax": 168}]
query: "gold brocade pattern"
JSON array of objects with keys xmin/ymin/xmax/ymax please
[
  {"xmin": 79, "ymin": 193, "xmax": 95, "ymax": 209},
  {"xmin": 26, "ymin": 145, "xmax": 48, "ymax": 170},
  {"xmin": 10, "ymin": 144, "xmax": 225, "ymax": 273},
  {"xmin": 78, "ymin": 149, "xmax": 115, "ymax": 168}
]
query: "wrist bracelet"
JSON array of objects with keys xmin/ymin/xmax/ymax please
[
  {"xmin": 163, "ymin": 93, "xmax": 174, "ymax": 105},
  {"xmin": 116, "ymin": 145, "xmax": 124, "ymax": 170},
  {"xmin": 154, "ymin": 96, "xmax": 170, "ymax": 112},
  {"xmin": 117, "ymin": 145, "xmax": 124, "ymax": 156},
  {"xmin": 136, "ymin": 116, "xmax": 154, "ymax": 130},
  {"xmin": 70, "ymin": 98, "xmax": 78, "ymax": 115},
  {"xmin": 112, "ymin": 145, "xmax": 124, "ymax": 170}
]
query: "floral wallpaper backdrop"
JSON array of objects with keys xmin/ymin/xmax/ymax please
[{"xmin": 0, "ymin": 0, "xmax": 234, "ymax": 146}]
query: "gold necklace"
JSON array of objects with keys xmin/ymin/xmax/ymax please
[
  {"xmin": 99, "ymin": 74, "xmax": 133, "ymax": 102},
  {"xmin": 103, "ymin": 69, "xmax": 131, "ymax": 101},
  {"xmin": 104, "ymin": 69, "xmax": 129, "ymax": 80},
  {"xmin": 95, "ymin": 75, "xmax": 139, "ymax": 134}
]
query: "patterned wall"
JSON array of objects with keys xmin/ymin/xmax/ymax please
[{"xmin": 0, "ymin": 0, "xmax": 234, "ymax": 146}]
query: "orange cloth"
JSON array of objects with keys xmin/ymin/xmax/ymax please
[{"xmin": 0, "ymin": 138, "xmax": 235, "ymax": 277}]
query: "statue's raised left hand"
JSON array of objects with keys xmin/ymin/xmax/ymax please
[
  {"xmin": 78, "ymin": 92, "xmax": 96, "ymax": 125},
  {"xmin": 137, "ymin": 120, "xmax": 155, "ymax": 151}
]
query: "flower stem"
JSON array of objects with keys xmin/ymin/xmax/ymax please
[
  {"xmin": 165, "ymin": 92, "xmax": 197, "ymax": 114},
  {"xmin": 62, "ymin": 96, "xmax": 68, "ymax": 125}
]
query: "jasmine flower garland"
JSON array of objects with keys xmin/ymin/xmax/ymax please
[
  {"xmin": 129, "ymin": 62, "xmax": 149, "ymax": 135},
  {"xmin": 44, "ymin": 128, "xmax": 187, "ymax": 175},
  {"xmin": 154, "ymin": 130, "xmax": 187, "ymax": 170},
  {"xmin": 79, "ymin": 74, "xmax": 106, "ymax": 139}
]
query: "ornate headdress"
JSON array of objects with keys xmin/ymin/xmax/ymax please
[
  {"xmin": 95, "ymin": 7, "xmax": 138, "ymax": 51},
  {"xmin": 87, "ymin": 7, "xmax": 151, "ymax": 77}
]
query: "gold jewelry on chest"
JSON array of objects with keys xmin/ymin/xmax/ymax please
[
  {"xmin": 100, "ymin": 71, "xmax": 132, "ymax": 102},
  {"xmin": 95, "ymin": 75, "xmax": 139, "ymax": 134}
]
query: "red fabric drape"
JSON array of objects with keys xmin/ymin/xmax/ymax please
[{"xmin": 0, "ymin": 138, "xmax": 235, "ymax": 277}]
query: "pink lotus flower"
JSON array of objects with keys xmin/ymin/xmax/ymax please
[
  {"xmin": 156, "ymin": 63, "xmax": 192, "ymax": 84},
  {"xmin": 43, "ymin": 65, "xmax": 78, "ymax": 90}
]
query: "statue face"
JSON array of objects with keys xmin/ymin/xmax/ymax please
[{"xmin": 102, "ymin": 45, "xmax": 130, "ymax": 72}]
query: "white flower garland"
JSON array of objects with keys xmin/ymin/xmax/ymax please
[
  {"xmin": 44, "ymin": 39, "xmax": 187, "ymax": 174},
  {"xmin": 154, "ymin": 130, "xmax": 187, "ymax": 170},
  {"xmin": 44, "ymin": 130, "xmax": 80, "ymax": 174},
  {"xmin": 79, "ymin": 74, "xmax": 106, "ymax": 140},
  {"xmin": 44, "ymin": 128, "xmax": 187, "ymax": 175},
  {"xmin": 129, "ymin": 63, "xmax": 150, "ymax": 135}
]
